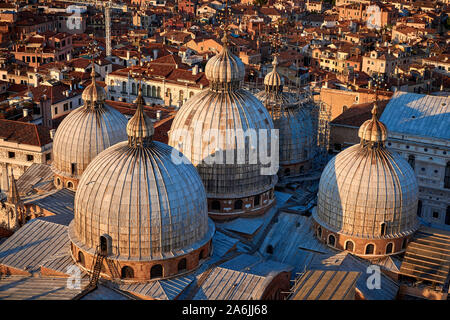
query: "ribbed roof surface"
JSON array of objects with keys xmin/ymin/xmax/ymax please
[
  {"xmin": 52, "ymin": 105, "xmax": 128, "ymax": 180},
  {"xmin": 255, "ymin": 91, "xmax": 314, "ymax": 166},
  {"xmin": 315, "ymin": 144, "xmax": 419, "ymax": 238},
  {"xmin": 204, "ymin": 35, "xmax": 245, "ymax": 85},
  {"xmin": 72, "ymin": 140, "xmax": 214, "ymax": 260},
  {"xmin": 169, "ymin": 88, "xmax": 277, "ymax": 198}
]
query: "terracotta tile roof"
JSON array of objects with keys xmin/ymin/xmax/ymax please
[
  {"xmin": 0, "ymin": 119, "xmax": 52, "ymax": 147},
  {"xmin": 331, "ymin": 100, "xmax": 390, "ymax": 127}
]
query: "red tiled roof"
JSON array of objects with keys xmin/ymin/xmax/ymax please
[
  {"xmin": 331, "ymin": 100, "xmax": 390, "ymax": 127},
  {"xmin": 0, "ymin": 119, "xmax": 52, "ymax": 147}
]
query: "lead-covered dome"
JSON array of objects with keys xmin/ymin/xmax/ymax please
[
  {"xmin": 169, "ymin": 33, "xmax": 277, "ymax": 219},
  {"xmin": 205, "ymin": 34, "xmax": 245, "ymax": 88},
  {"xmin": 256, "ymin": 56, "xmax": 314, "ymax": 172},
  {"xmin": 52, "ymin": 70, "xmax": 128, "ymax": 190},
  {"xmin": 69, "ymin": 86, "xmax": 214, "ymax": 280},
  {"xmin": 313, "ymin": 103, "xmax": 419, "ymax": 255}
]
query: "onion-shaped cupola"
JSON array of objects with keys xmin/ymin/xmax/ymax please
[
  {"xmin": 51, "ymin": 61, "xmax": 128, "ymax": 190},
  {"xmin": 256, "ymin": 55, "xmax": 314, "ymax": 176},
  {"xmin": 313, "ymin": 103, "xmax": 419, "ymax": 258},
  {"xmin": 168, "ymin": 31, "xmax": 278, "ymax": 220},
  {"xmin": 69, "ymin": 83, "xmax": 214, "ymax": 281},
  {"xmin": 205, "ymin": 33, "xmax": 245, "ymax": 91}
]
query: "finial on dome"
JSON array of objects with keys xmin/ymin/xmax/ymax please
[
  {"xmin": 358, "ymin": 100, "xmax": 387, "ymax": 147},
  {"xmin": 127, "ymin": 81, "xmax": 154, "ymax": 148}
]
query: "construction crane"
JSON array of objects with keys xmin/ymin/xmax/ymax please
[{"xmin": 60, "ymin": 0, "xmax": 127, "ymax": 57}]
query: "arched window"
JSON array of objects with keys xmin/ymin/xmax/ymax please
[
  {"xmin": 152, "ymin": 86, "xmax": 156, "ymax": 97},
  {"xmin": 266, "ymin": 245, "xmax": 274, "ymax": 254},
  {"xmin": 150, "ymin": 264, "xmax": 163, "ymax": 279},
  {"xmin": 380, "ymin": 222, "xmax": 386, "ymax": 236},
  {"xmin": 121, "ymin": 266, "xmax": 134, "ymax": 279},
  {"xmin": 189, "ymin": 91, "xmax": 194, "ymax": 98},
  {"xmin": 408, "ymin": 155, "xmax": 415, "ymax": 170},
  {"xmin": 132, "ymin": 83, "xmax": 136, "ymax": 95},
  {"xmin": 386, "ymin": 242, "xmax": 394, "ymax": 254},
  {"xmin": 446, "ymin": 206, "xmax": 450, "ymax": 226},
  {"xmin": 67, "ymin": 181, "xmax": 74, "ymax": 189},
  {"xmin": 345, "ymin": 240, "xmax": 354, "ymax": 252},
  {"xmin": 142, "ymin": 84, "xmax": 147, "ymax": 97},
  {"xmin": 157, "ymin": 87, "xmax": 161, "ymax": 98},
  {"xmin": 211, "ymin": 200, "xmax": 221, "ymax": 211},
  {"xmin": 100, "ymin": 235, "xmax": 108, "ymax": 255},
  {"xmin": 254, "ymin": 194, "xmax": 260, "ymax": 206},
  {"xmin": 55, "ymin": 178, "xmax": 61, "ymax": 187},
  {"xmin": 78, "ymin": 251, "xmax": 85, "ymax": 266},
  {"xmin": 417, "ymin": 200, "xmax": 422, "ymax": 217},
  {"xmin": 199, "ymin": 249, "xmax": 205, "ymax": 261},
  {"xmin": 317, "ymin": 226, "xmax": 322, "ymax": 238},
  {"xmin": 328, "ymin": 234, "xmax": 335, "ymax": 247},
  {"xmin": 402, "ymin": 238, "xmax": 408, "ymax": 250},
  {"xmin": 365, "ymin": 244, "xmax": 375, "ymax": 255},
  {"xmin": 122, "ymin": 81, "xmax": 126, "ymax": 93},
  {"xmin": 178, "ymin": 258, "xmax": 187, "ymax": 272},
  {"xmin": 234, "ymin": 200, "xmax": 243, "ymax": 210},
  {"xmin": 342, "ymin": 105, "xmax": 348, "ymax": 113},
  {"xmin": 445, "ymin": 162, "xmax": 450, "ymax": 189}
]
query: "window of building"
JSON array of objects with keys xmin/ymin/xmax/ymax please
[
  {"xmin": 254, "ymin": 194, "xmax": 260, "ymax": 206},
  {"xmin": 417, "ymin": 200, "xmax": 422, "ymax": 217},
  {"xmin": 63, "ymin": 103, "xmax": 68, "ymax": 111},
  {"xmin": 234, "ymin": 200, "xmax": 243, "ymax": 210},
  {"xmin": 67, "ymin": 181, "xmax": 74, "ymax": 189},
  {"xmin": 177, "ymin": 258, "xmax": 187, "ymax": 272},
  {"xmin": 211, "ymin": 200, "xmax": 220, "ymax": 211},
  {"xmin": 199, "ymin": 249, "xmax": 205, "ymax": 261},
  {"xmin": 71, "ymin": 163, "xmax": 77, "ymax": 175},
  {"xmin": 54, "ymin": 107, "xmax": 58, "ymax": 115},
  {"xmin": 121, "ymin": 266, "xmax": 134, "ymax": 279},
  {"xmin": 328, "ymin": 234, "xmax": 336, "ymax": 247},
  {"xmin": 27, "ymin": 154, "xmax": 34, "ymax": 162},
  {"xmin": 345, "ymin": 240, "xmax": 354, "ymax": 252},
  {"xmin": 380, "ymin": 222, "xmax": 386, "ymax": 236},
  {"xmin": 433, "ymin": 211, "xmax": 439, "ymax": 219},
  {"xmin": 402, "ymin": 238, "xmax": 408, "ymax": 250},
  {"xmin": 266, "ymin": 245, "xmax": 274, "ymax": 254},
  {"xmin": 150, "ymin": 264, "xmax": 163, "ymax": 279},
  {"xmin": 365, "ymin": 244, "xmax": 375, "ymax": 255},
  {"xmin": 445, "ymin": 162, "xmax": 450, "ymax": 189},
  {"xmin": 8, "ymin": 152, "xmax": 15, "ymax": 158},
  {"xmin": 78, "ymin": 251, "xmax": 85, "ymax": 266},
  {"xmin": 407, "ymin": 155, "xmax": 415, "ymax": 170},
  {"xmin": 386, "ymin": 243, "xmax": 394, "ymax": 254},
  {"xmin": 317, "ymin": 226, "xmax": 322, "ymax": 238}
]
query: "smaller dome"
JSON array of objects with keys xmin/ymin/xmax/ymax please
[
  {"xmin": 358, "ymin": 103, "xmax": 387, "ymax": 144},
  {"xmin": 127, "ymin": 84, "xmax": 154, "ymax": 147},
  {"xmin": 81, "ymin": 68, "xmax": 107, "ymax": 107},
  {"xmin": 264, "ymin": 56, "xmax": 284, "ymax": 89},
  {"xmin": 205, "ymin": 33, "xmax": 245, "ymax": 86}
]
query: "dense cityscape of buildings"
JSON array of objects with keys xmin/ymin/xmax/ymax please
[{"xmin": 0, "ymin": 0, "xmax": 448, "ymax": 301}]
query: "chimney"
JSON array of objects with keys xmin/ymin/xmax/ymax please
[
  {"xmin": 50, "ymin": 129, "xmax": 56, "ymax": 140},
  {"xmin": 156, "ymin": 110, "xmax": 162, "ymax": 120},
  {"xmin": 192, "ymin": 64, "xmax": 198, "ymax": 75},
  {"xmin": 23, "ymin": 108, "xmax": 29, "ymax": 117}
]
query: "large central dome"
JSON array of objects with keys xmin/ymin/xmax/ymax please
[
  {"xmin": 69, "ymin": 85, "xmax": 214, "ymax": 281},
  {"xmin": 168, "ymin": 33, "xmax": 278, "ymax": 220}
]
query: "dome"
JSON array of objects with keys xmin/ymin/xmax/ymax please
[
  {"xmin": 52, "ymin": 67, "xmax": 128, "ymax": 188},
  {"xmin": 169, "ymin": 34, "xmax": 278, "ymax": 218},
  {"xmin": 126, "ymin": 85, "xmax": 154, "ymax": 144},
  {"xmin": 263, "ymin": 56, "xmax": 284, "ymax": 89},
  {"xmin": 69, "ymin": 88, "xmax": 214, "ymax": 280},
  {"xmin": 169, "ymin": 89, "xmax": 277, "ymax": 198},
  {"xmin": 313, "ymin": 105, "xmax": 419, "ymax": 250},
  {"xmin": 204, "ymin": 34, "xmax": 245, "ymax": 89},
  {"xmin": 358, "ymin": 104, "xmax": 387, "ymax": 144},
  {"xmin": 81, "ymin": 68, "xmax": 107, "ymax": 107},
  {"xmin": 256, "ymin": 56, "xmax": 314, "ymax": 171}
]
